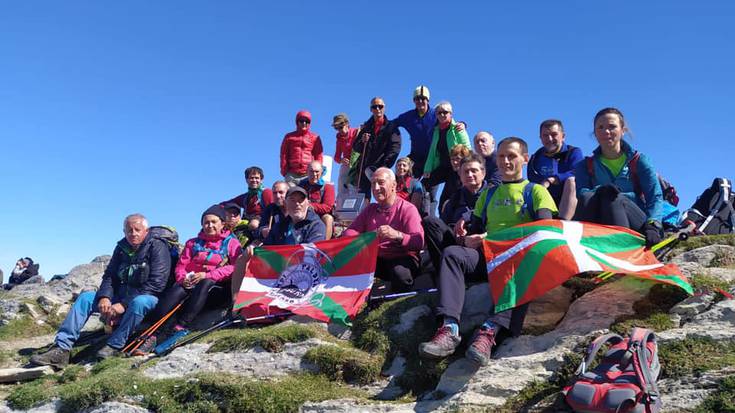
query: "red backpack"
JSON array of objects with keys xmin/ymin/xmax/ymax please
[{"xmin": 564, "ymin": 327, "xmax": 661, "ymax": 413}]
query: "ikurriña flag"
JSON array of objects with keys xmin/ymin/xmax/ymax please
[
  {"xmin": 234, "ymin": 232, "xmax": 378, "ymax": 326},
  {"xmin": 484, "ymin": 219, "xmax": 693, "ymax": 312}
]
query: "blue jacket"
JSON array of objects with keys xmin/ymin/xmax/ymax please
[
  {"xmin": 574, "ymin": 140, "xmax": 664, "ymax": 222},
  {"xmin": 394, "ymin": 107, "xmax": 437, "ymax": 172},
  {"xmin": 96, "ymin": 233, "xmax": 171, "ymax": 308},
  {"xmin": 528, "ymin": 143, "xmax": 584, "ymax": 201},
  {"xmin": 264, "ymin": 209, "xmax": 326, "ymax": 245}
]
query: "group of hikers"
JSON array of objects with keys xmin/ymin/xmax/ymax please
[{"xmin": 29, "ymin": 85, "xmax": 681, "ymax": 370}]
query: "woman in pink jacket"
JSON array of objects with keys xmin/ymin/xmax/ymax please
[{"xmin": 141, "ymin": 205, "xmax": 241, "ymax": 353}]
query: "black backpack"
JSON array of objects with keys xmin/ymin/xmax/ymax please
[
  {"xmin": 683, "ymin": 178, "xmax": 735, "ymax": 235},
  {"xmin": 148, "ymin": 226, "xmax": 182, "ymax": 286}
]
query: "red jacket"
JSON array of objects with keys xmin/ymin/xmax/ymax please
[
  {"xmin": 334, "ymin": 127, "xmax": 359, "ymax": 163},
  {"xmin": 280, "ymin": 110, "xmax": 324, "ymax": 176},
  {"xmin": 222, "ymin": 188, "xmax": 274, "ymax": 220},
  {"xmin": 298, "ymin": 179, "xmax": 335, "ymax": 216}
]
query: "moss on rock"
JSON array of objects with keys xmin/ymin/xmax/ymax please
[
  {"xmin": 303, "ymin": 344, "xmax": 383, "ymax": 384},
  {"xmin": 206, "ymin": 323, "xmax": 321, "ymax": 353},
  {"xmin": 659, "ymin": 337, "xmax": 735, "ymax": 379}
]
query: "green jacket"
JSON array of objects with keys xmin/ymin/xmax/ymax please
[{"xmin": 423, "ymin": 120, "xmax": 470, "ymax": 174}]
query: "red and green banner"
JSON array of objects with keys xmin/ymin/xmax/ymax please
[
  {"xmin": 234, "ymin": 232, "xmax": 378, "ymax": 326},
  {"xmin": 484, "ymin": 219, "xmax": 693, "ymax": 312}
]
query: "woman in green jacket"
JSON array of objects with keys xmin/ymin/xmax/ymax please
[{"xmin": 423, "ymin": 101, "xmax": 471, "ymax": 214}]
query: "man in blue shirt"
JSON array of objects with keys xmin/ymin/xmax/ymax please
[{"xmin": 528, "ymin": 119, "xmax": 583, "ymax": 220}]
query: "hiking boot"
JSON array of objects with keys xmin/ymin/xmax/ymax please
[
  {"xmin": 29, "ymin": 346, "xmax": 69, "ymax": 369},
  {"xmin": 130, "ymin": 335, "xmax": 157, "ymax": 356},
  {"xmin": 465, "ymin": 327, "xmax": 497, "ymax": 366},
  {"xmin": 96, "ymin": 345, "xmax": 120, "ymax": 360},
  {"xmin": 418, "ymin": 325, "xmax": 461, "ymax": 359}
]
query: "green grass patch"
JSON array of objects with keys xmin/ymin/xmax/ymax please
[
  {"xmin": 659, "ymin": 337, "xmax": 735, "ymax": 379},
  {"xmin": 351, "ymin": 292, "xmax": 443, "ymax": 397},
  {"xmin": 303, "ymin": 344, "xmax": 383, "ymax": 384},
  {"xmin": 206, "ymin": 323, "xmax": 322, "ymax": 353},
  {"xmin": 676, "ymin": 234, "xmax": 735, "ymax": 252},
  {"xmin": 8, "ymin": 354, "xmax": 367, "ymax": 413},
  {"xmin": 0, "ymin": 314, "xmax": 56, "ymax": 341},
  {"xmin": 695, "ymin": 375, "xmax": 735, "ymax": 413},
  {"xmin": 690, "ymin": 273, "xmax": 734, "ymax": 294},
  {"xmin": 610, "ymin": 284, "xmax": 687, "ymax": 334}
]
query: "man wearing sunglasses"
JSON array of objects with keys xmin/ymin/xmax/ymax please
[
  {"xmin": 349, "ymin": 97, "xmax": 401, "ymax": 201},
  {"xmin": 280, "ymin": 110, "xmax": 324, "ymax": 185}
]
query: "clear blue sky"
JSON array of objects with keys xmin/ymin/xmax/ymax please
[{"xmin": 1, "ymin": 1, "xmax": 733, "ymax": 278}]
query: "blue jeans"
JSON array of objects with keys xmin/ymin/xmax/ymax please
[{"xmin": 55, "ymin": 291, "xmax": 158, "ymax": 350}]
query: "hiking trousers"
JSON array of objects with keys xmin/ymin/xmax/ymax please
[
  {"xmin": 55, "ymin": 291, "xmax": 158, "ymax": 350},
  {"xmin": 376, "ymin": 255, "xmax": 420, "ymax": 293},
  {"xmin": 436, "ymin": 245, "xmax": 523, "ymax": 332},
  {"xmin": 154, "ymin": 279, "xmax": 232, "ymax": 328},
  {"xmin": 422, "ymin": 216, "xmax": 458, "ymax": 276},
  {"xmin": 575, "ymin": 190, "xmax": 647, "ymax": 231}
]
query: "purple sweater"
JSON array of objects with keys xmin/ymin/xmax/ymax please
[{"xmin": 343, "ymin": 197, "xmax": 424, "ymax": 259}]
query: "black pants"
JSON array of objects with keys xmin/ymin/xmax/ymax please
[
  {"xmin": 575, "ymin": 190, "xmax": 647, "ymax": 231},
  {"xmin": 152, "ymin": 278, "xmax": 231, "ymax": 327},
  {"xmin": 436, "ymin": 245, "xmax": 529, "ymax": 336},
  {"xmin": 422, "ymin": 216, "xmax": 458, "ymax": 276},
  {"xmin": 375, "ymin": 256, "xmax": 420, "ymax": 293}
]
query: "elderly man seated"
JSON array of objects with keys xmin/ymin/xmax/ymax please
[
  {"xmin": 30, "ymin": 214, "xmax": 171, "ymax": 368},
  {"xmin": 230, "ymin": 185, "xmax": 327, "ymax": 300},
  {"xmin": 298, "ymin": 160, "xmax": 336, "ymax": 239},
  {"xmin": 343, "ymin": 167, "xmax": 424, "ymax": 292}
]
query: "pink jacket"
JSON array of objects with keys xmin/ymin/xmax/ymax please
[
  {"xmin": 175, "ymin": 230, "xmax": 242, "ymax": 284},
  {"xmin": 343, "ymin": 197, "xmax": 424, "ymax": 259}
]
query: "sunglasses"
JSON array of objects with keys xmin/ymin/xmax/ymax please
[
  {"xmin": 332, "ymin": 123, "xmax": 344, "ymax": 130},
  {"xmin": 413, "ymin": 96, "xmax": 428, "ymax": 102},
  {"xmin": 370, "ymin": 104, "xmax": 384, "ymax": 110},
  {"xmin": 297, "ymin": 118, "xmax": 311, "ymax": 124},
  {"xmin": 437, "ymin": 110, "xmax": 451, "ymax": 115}
]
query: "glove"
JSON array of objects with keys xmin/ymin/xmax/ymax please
[
  {"xmin": 595, "ymin": 184, "xmax": 620, "ymax": 199},
  {"xmin": 642, "ymin": 221, "xmax": 663, "ymax": 247}
]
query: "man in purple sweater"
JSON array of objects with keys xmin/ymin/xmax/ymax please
[{"xmin": 343, "ymin": 167, "xmax": 424, "ymax": 292}]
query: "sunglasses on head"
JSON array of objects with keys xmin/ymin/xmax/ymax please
[
  {"xmin": 371, "ymin": 104, "xmax": 384, "ymax": 110},
  {"xmin": 297, "ymin": 118, "xmax": 311, "ymax": 124}
]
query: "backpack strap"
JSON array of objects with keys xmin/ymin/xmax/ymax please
[
  {"xmin": 575, "ymin": 332, "xmax": 625, "ymax": 375},
  {"xmin": 521, "ymin": 182, "xmax": 537, "ymax": 220},
  {"xmin": 480, "ymin": 185, "xmax": 500, "ymax": 228},
  {"xmin": 193, "ymin": 234, "xmax": 234, "ymax": 263},
  {"xmin": 628, "ymin": 152, "xmax": 643, "ymax": 200},
  {"xmin": 585, "ymin": 156, "xmax": 596, "ymax": 187},
  {"xmin": 628, "ymin": 327, "xmax": 660, "ymax": 410}
]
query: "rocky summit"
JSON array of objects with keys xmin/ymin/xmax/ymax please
[{"xmin": 0, "ymin": 237, "xmax": 734, "ymax": 413}]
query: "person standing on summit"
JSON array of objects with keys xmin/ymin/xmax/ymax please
[
  {"xmin": 393, "ymin": 86, "xmax": 465, "ymax": 216},
  {"xmin": 280, "ymin": 110, "xmax": 324, "ymax": 185}
]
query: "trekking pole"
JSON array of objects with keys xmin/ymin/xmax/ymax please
[
  {"xmin": 123, "ymin": 301, "xmax": 183, "ymax": 355},
  {"xmin": 369, "ymin": 288, "xmax": 438, "ymax": 302},
  {"xmin": 355, "ymin": 128, "xmax": 367, "ymax": 193},
  {"xmin": 595, "ymin": 223, "xmax": 696, "ymax": 283}
]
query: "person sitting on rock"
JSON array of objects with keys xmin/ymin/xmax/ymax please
[
  {"xmin": 297, "ymin": 160, "xmax": 336, "ymax": 239},
  {"xmin": 142, "ymin": 205, "xmax": 242, "ymax": 351},
  {"xmin": 30, "ymin": 214, "xmax": 171, "ymax": 367},
  {"xmin": 230, "ymin": 186, "xmax": 327, "ymax": 301},
  {"xmin": 221, "ymin": 166, "xmax": 274, "ymax": 237},
  {"xmin": 573, "ymin": 108, "xmax": 665, "ymax": 247},
  {"xmin": 528, "ymin": 119, "xmax": 583, "ymax": 220},
  {"xmin": 343, "ymin": 167, "xmax": 424, "ymax": 293},
  {"xmin": 423, "ymin": 152, "xmax": 488, "ymax": 274},
  {"xmin": 255, "ymin": 180, "xmax": 289, "ymax": 242},
  {"xmin": 395, "ymin": 156, "xmax": 424, "ymax": 212},
  {"xmin": 3, "ymin": 257, "xmax": 42, "ymax": 290},
  {"xmin": 223, "ymin": 202, "xmax": 250, "ymax": 247},
  {"xmin": 418, "ymin": 137, "xmax": 557, "ymax": 366}
]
